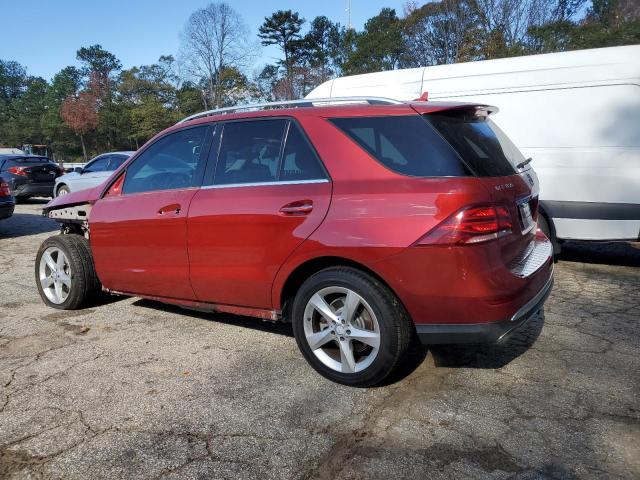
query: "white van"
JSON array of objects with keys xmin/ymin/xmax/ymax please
[{"xmin": 306, "ymin": 45, "xmax": 640, "ymax": 249}]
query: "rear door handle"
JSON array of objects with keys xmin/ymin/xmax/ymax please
[
  {"xmin": 279, "ymin": 200, "xmax": 313, "ymax": 216},
  {"xmin": 158, "ymin": 204, "xmax": 181, "ymax": 215}
]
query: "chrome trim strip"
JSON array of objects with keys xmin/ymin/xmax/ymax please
[
  {"xmin": 200, "ymin": 179, "xmax": 330, "ymax": 190},
  {"xmin": 510, "ymin": 270, "xmax": 554, "ymax": 323}
]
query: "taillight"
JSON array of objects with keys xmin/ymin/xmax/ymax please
[
  {"xmin": 7, "ymin": 166, "xmax": 28, "ymax": 176},
  {"xmin": 415, "ymin": 205, "xmax": 513, "ymax": 246},
  {"xmin": 0, "ymin": 181, "xmax": 10, "ymax": 197}
]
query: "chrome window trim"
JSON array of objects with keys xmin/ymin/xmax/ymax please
[{"xmin": 201, "ymin": 179, "xmax": 330, "ymax": 190}]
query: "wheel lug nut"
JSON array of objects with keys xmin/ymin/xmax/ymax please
[
  {"xmin": 346, "ymin": 330, "xmax": 351, "ymax": 335},
  {"xmin": 339, "ymin": 337, "xmax": 345, "ymax": 341},
  {"xmin": 341, "ymin": 319, "xmax": 345, "ymax": 324}
]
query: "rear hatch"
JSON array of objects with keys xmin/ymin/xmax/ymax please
[{"xmin": 422, "ymin": 107, "xmax": 540, "ymax": 265}]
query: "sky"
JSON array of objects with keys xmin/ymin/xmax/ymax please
[{"xmin": 0, "ymin": 0, "xmax": 409, "ymax": 80}]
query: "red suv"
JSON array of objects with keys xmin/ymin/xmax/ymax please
[{"xmin": 36, "ymin": 98, "xmax": 553, "ymax": 386}]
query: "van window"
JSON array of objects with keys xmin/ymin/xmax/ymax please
[
  {"xmin": 214, "ymin": 120, "xmax": 287, "ymax": 185},
  {"xmin": 330, "ymin": 115, "xmax": 470, "ymax": 177},
  {"xmin": 425, "ymin": 111, "xmax": 524, "ymax": 177}
]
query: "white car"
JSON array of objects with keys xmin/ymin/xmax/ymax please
[
  {"xmin": 306, "ymin": 45, "xmax": 640, "ymax": 251},
  {"xmin": 54, "ymin": 151, "xmax": 134, "ymax": 197}
]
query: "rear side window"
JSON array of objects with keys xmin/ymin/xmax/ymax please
[
  {"xmin": 425, "ymin": 111, "xmax": 523, "ymax": 177},
  {"xmin": 123, "ymin": 126, "xmax": 207, "ymax": 194},
  {"xmin": 280, "ymin": 123, "xmax": 326, "ymax": 181},
  {"xmin": 330, "ymin": 116, "xmax": 469, "ymax": 177},
  {"xmin": 215, "ymin": 120, "xmax": 287, "ymax": 185}
]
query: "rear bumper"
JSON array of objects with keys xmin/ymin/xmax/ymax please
[
  {"xmin": 0, "ymin": 201, "xmax": 15, "ymax": 219},
  {"xmin": 416, "ymin": 273, "xmax": 554, "ymax": 345},
  {"xmin": 12, "ymin": 181, "xmax": 55, "ymax": 197}
]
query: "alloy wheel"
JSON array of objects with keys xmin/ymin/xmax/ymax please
[
  {"xmin": 303, "ymin": 286, "xmax": 381, "ymax": 373},
  {"xmin": 38, "ymin": 247, "xmax": 71, "ymax": 304}
]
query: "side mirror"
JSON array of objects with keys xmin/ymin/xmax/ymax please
[{"xmin": 74, "ymin": 167, "xmax": 83, "ymax": 173}]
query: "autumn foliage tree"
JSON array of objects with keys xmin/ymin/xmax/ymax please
[{"xmin": 60, "ymin": 91, "xmax": 98, "ymax": 160}]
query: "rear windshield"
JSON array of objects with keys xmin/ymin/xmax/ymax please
[
  {"xmin": 329, "ymin": 116, "xmax": 470, "ymax": 177},
  {"xmin": 425, "ymin": 111, "xmax": 524, "ymax": 177}
]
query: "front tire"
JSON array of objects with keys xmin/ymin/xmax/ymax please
[
  {"xmin": 56, "ymin": 184, "xmax": 70, "ymax": 197},
  {"xmin": 291, "ymin": 267, "xmax": 412, "ymax": 387},
  {"xmin": 35, "ymin": 234, "xmax": 101, "ymax": 310}
]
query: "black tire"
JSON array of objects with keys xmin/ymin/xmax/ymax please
[
  {"xmin": 538, "ymin": 214, "xmax": 561, "ymax": 256},
  {"xmin": 35, "ymin": 234, "xmax": 101, "ymax": 310},
  {"xmin": 14, "ymin": 196, "xmax": 28, "ymax": 204},
  {"xmin": 291, "ymin": 267, "xmax": 412, "ymax": 387},
  {"xmin": 56, "ymin": 184, "xmax": 70, "ymax": 197}
]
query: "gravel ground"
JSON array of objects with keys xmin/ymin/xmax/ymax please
[{"xmin": 1, "ymin": 200, "xmax": 639, "ymax": 479}]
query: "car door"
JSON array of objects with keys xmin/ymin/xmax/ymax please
[
  {"xmin": 188, "ymin": 118, "xmax": 331, "ymax": 309},
  {"xmin": 90, "ymin": 125, "xmax": 212, "ymax": 299}
]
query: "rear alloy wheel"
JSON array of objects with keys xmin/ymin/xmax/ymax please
[
  {"xmin": 292, "ymin": 267, "xmax": 412, "ymax": 387},
  {"xmin": 56, "ymin": 185, "xmax": 70, "ymax": 197},
  {"xmin": 35, "ymin": 234, "xmax": 101, "ymax": 310}
]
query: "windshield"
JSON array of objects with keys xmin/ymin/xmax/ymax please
[{"xmin": 425, "ymin": 111, "xmax": 525, "ymax": 177}]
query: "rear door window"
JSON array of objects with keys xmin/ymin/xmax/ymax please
[
  {"xmin": 425, "ymin": 111, "xmax": 523, "ymax": 177},
  {"xmin": 329, "ymin": 116, "xmax": 470, "ymax": 177},
  {"xmin": 214, "ymin": 120, "xmax": 287, "ymax": 185}
]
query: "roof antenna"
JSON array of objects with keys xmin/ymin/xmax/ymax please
[{"xmin": 346, "ymin": 0, "xmax": 352, "ymax": 30}]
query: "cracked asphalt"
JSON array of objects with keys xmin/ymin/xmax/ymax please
[{"xmin": 1, "ymin": 200, "xmax": 639, "ymax": 479}]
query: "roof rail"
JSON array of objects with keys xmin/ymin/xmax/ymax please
[{"xmin": 177, "ymin": 96, "xmax": 403, "ymax": 124}]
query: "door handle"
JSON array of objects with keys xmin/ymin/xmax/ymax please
[
  {"xmin": 279, "ymin": 200, "xmax": 313, "ymax": 216},
  {"xmin": 157, "ymin": 204, "xmax": 181, "ymax": 215}
]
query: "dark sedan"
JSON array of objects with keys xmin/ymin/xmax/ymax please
[
  {"xmin": 0, "ymin": 155, "xmax": 63, "ymax": 201},
  {"xmin": 0, "ymin": 175, "xmax": 15, "ymax": 219}
]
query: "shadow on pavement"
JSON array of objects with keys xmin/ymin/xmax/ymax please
[
  {"xmin": 0, "ymin": 213, "xmax": 58, "ymax": 239},
  {"xmin": 558, "ymin": 240, "xmax": 640, "ymax": 267},
  {"xmin": 132, "ymin": 298, "xmax": 295, "ymax": 337},
  {"xmin": 428, "ymin": 310, "xmax": 544, "ymax": 369}
]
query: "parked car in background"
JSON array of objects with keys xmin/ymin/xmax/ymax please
[
  {"xmin": 306, "ymin": 45, "xmax": 640, "ymax": 252},
  {"xmin": 0, "ymin": 155, "xmax": 63, "ymax": 201},
  {"xmin": 54, "ymin": 152, "xmax": 134, "ymax": 197},
  {"xmin": 37, "ymin": 97, "xmax": 553, "ymax": 387},
  {"xmin": 0, "ymin": 175, "xmax": 15, "ymax": 220}
]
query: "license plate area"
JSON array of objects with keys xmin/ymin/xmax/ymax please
[{"xmin": 517, "ymin": 198, "xmax": 535, "ymax": 234}]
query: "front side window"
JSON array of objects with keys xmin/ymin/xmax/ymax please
[
  {"xmin": 84, "ymin": 156, "xmax": 110, "ymax": 173},
  {"xmin": 330, "ymin": 115, "xmax": 470, "ymax": 177},
  {"xmin": 214, "ymin": 120, "xmax": 287, "ymax": 185},
  {"xmin": 123, "ymin": 126, "xmax": 207, "ymax": 195}
]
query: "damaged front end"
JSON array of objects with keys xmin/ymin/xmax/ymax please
[{"xmin": 43, "ymin": 186, "xmax": 101, "ymax": 237}]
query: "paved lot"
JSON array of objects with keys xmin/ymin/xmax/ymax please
[{"xmin": 1, "ymin": 201, "xmax": 639, "ymax": 479}]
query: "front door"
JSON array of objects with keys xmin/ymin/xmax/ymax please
[
  {"xmin": 90, "ymin": 125, "xmax": 212, "ymax": 300},
  {"xmin": 188, "ymin": 119, "xmax": 331, "ymax": 308}
]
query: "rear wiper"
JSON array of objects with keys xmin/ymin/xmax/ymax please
[{"xmin": 516, "ymin": 157, "xmax": 532, "ymax": 170}]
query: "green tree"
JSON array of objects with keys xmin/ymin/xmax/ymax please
[
  {"xmin": 342, "ymin": 9, "xmax": 404, "ymax": 75},
  {"xmin": 259, "ymin": 10, "xmax": 305, "ymax": 98},
  {"xmin": 42, "ymin": 67, "xmax": 83, "ymax": 159}
]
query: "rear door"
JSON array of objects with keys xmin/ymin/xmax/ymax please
[
  {"xmin": 90, "ymin": 125, "xmax": 212, "ymax": 299},
  {"xmin": 188, "ymin": 118, "xmax": 331, "ymax": 308}
]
